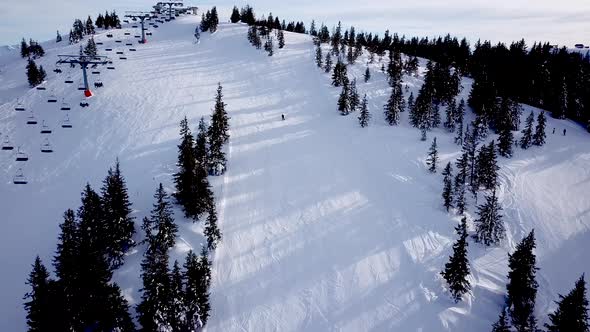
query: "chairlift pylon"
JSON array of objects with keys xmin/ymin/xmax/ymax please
[
  {"xmin": 13, "ymin": 168, "xmax": 27, "ymax": 184},
  {"xmin": 40, "ymin": 138, "xmax": 53, "ymax": 153}
]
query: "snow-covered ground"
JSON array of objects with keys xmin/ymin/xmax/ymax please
[{"xmin": 1, "ymin": 14, "xmax": 589, "ymax": 331}]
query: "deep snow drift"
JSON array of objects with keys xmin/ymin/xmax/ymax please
[{"xmin": 0, "ymin": 14, "xmax": 589, "ymax": 331}]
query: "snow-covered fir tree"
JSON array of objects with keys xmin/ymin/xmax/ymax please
[
  {"xmin": 364, "ymin": 66, "xmax": 371, "ymax": 82},
  {"xmin": 315, "ymin": 44, "xmax": 323, "ymax": 67},
  {"xmin": 348, "ymin": 78, "xmax": 360, "ymax": 112},
  {"xmin": 520, "ymin": 111, "xmax": 535, "ymax": 149},
  {"xmin": 506, "ymin": 230, "xmax": 538, "ymax": 332},
  {"xmin": 545, "ymin": 274, "xmax": 589, "ymax": 332},
  {"xmin": 337, "ymin": 82, "xmax": 350, "ymax": 115},
  {"xmin": 204, "ymin": 206, "xmax": 222, "ymax": 250},
  {"xmin": 101, "ymin": 159, "xmax": 135, "ymax": 269},
  {"xmin": 473, "ymin": 189, "xmax": 505, "ymax": 246},
  {"xmin": 491, "ymin": 309, "xmax": 511, "ymax": 332},
  {"xmin": 426, "ymin": 137, "xmax": 439, "ymax": 173},
  {"xmin": 208, "ymin": 83, "xmax": 230, "ymax": 175},
  {"xmin": 533, "ymin": 111, "xmax": 547, "ymax": 146},
  {"xmin": 442, "ymin": 162, "xmax": 454, "ymax": 211},
  {"xmin": 358, "ymin": 94, "xmax": 370, "ymax": 128},
  {"xmin": 441, "ymin": 216, "xmax": 471, "ymax": 302},
  {"xmin": 324, "ymin": 52, "xmax": 332, "ymax": 73}
]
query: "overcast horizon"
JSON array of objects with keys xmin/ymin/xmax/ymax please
[{"xmin": 1, "ymin": 0, "xmax": 589, "ymax": 48}]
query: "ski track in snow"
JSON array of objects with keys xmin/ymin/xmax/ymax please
[{"xmin": 0, "ymin": 15, "xmax": 589, "ymax": 332}]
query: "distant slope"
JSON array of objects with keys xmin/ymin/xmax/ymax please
[{"xmin": 0, "ymin": 14, "xmax": 589, "ymax": 332}]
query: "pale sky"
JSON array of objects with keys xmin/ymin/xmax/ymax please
[{"xmin": 1, "ymin": 1, "xmax": 589, "ymax": 48}]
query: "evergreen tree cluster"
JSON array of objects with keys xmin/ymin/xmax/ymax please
[
  {"xmin": 200, "ymin": 7, "xmax": 219, "ymax": 33},
  {"xmin": 137, "ymin": 185, "xmax": 213, "ymax": 331},
  {"xmin": 25, "ymin": 59, "xmax": 47, "ymax": 87},
  {"xmin": 23, "ymin": 161, "xmax": 137, "ymax": 331},
  {"xmin": 95, "ymin": 11, "xmax": 121, "ymax": 30},
  {"xmin": 173, "ymin": 86, "xmax": 225, "ymax": 249},
  {"xmin": 20, "ymin": 38, "xmax": 45, "ymax": 59}
]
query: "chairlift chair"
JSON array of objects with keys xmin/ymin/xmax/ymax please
[
  {"xmin": 80, "ymin": 100, "xmax": 90, "ymax": 108},
  {"xmin": 126, "ymin": 43, "xmax": 133, "ymax": 46},
  {"xmin": 13, "ymin": 169, "xmax": 27, "ymax": 184},
  {"xmin": 105, "ymin": 48, "xmax": 113, "ymax": 52},
  {"xmin": 40, "ymin": 121, "xmax": 52, "ymax": 134},
  {"xmin": 146, "ymin": 32, "xmax": 152, "ymax": 36},
  {"xmin": 116, "ymin": 51, "xmax": 124, "ymax": 55},
  {"xmin": 77, "ymin": 84, "xmax": 86, "ymax": 91},
  {"xmin": 119, "ymin": 57, "xmax": 128, "ymax": 60},
  {"xmin": 92, "ymin": 71, "xmax": 101, "ymax": 75},
  {"xmin": 107, "ymin": 66, "xmax": 116, "ymax": 70},
  {"xmin": 14, "ymin": 101, "xmax": 25, "ymax": 111},
  {"xmin": 53, "ymin": 67, "xmax": 62, "ymax": 73},
  {"xmin": 60, "ymin": 100, "xmax": 71, "ymax": 111},
  {"xmin": 107, "ymin": 33, "xmax": 113, "ymax": 38},
  {"xmin": 129, "ymin": 48, "xmax": 137, "ymax": 52},
  {"xmin": 41, "ymin": 138, "xmax": 53, "ymax": 153},
  {"xmin": 47, "ymin": 95, "xmax": 57, "ymax": 103},
  {"xmin": 61, "ymin": 114, "xmax": 73, "ymax": 128},
  {"xmin": 96, "ymin": 42, "xmax": 103, "ymax": 45},
  {"xmin": 26, "ymin": 112, "xmax": 38, "ymax": 125},
  {"xmin": 124, "ymin": 32, "xmax": 131, "ymax": 36},
  {"xmin": 15, "ymin": 147, "xmax": 28, "ymax": 161},
  {"xmin": 116, "ymin": 40, "xmax": 122, "ymax": 43},
  {"xmin": 64, "ymin": 76, "xmax": 74, "ymax": 84},
  {"xmin": 2, "ymin": 136, "xmax": 14, "ymax": 150},
  {"xmin": 36, "ymin": 85, "xmax": 46, "ymax": 90}
]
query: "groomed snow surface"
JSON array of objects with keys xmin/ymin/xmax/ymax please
[{"xmin": 1, "ymin": 14, "xmax": 589, "ymax": 332}]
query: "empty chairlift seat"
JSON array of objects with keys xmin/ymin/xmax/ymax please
[
  {"xmin": 26, "ymin": 112, "xmax": 38, "ymax": 125},
  {"xmin": 126, "ymin": 43, "xmax": 133, "ymax": 46},
  {"xmin": 15, "ymin": 148, "xmax": 28, "ymax": 161},
  {"xmin": 41, "ymin": 139, "xmax": 53, "ymax": 153},
  {"xmin": 92, "ymin": 71, "xmax": 100, "ymax": 75},
  {"xmin": 13, "ymin": 169, "xmax": 27, "ymax": 185},
  {"xmin": 2, "ymin": 136, "xmax": 14, "ymax": 150},
  {"xmin": 116, "ymin": 51, "xmax": 124, "ymax": 54},
  {"xmin": 40, "ymin": 121, "xmax": 52, "ymax": 134},
  {"xmin": 14, "ymin": 101, "xmax": 25, "ymax": 111},
  {"xmin": 36, "ymin": 85, "xmax": 46, "ymax": 90},
  {"xmin": 124, "ymin": 32, "xmax": 131, "ymax": 36},
  {"xmin": 96, "ymin": 42, "xmax": 103, "ymax": 45},
  {"xmin": 60, "ymin": 101, "xmax": 71, "ymax": 111},
  {"xmin": 64, "ymin": 76, "xmax": 74, "ymax": 84},
  {"xmin": 129, "ymin": 48, "xmax": 137, "ymax": 52},
  {"xmin": 47, "ymin": 95, "xmax": 57, "ymax": 103},
  {"xmin": 61, "ymin": 114, "xmax": 73, "ymax": 128},
  {"xmin": 119, "ymin": 56, "xmax": 128, "ymax": 60},
  {"xmin": 105, "ymin": 48, "xmax": 113, "ymax": 52}
]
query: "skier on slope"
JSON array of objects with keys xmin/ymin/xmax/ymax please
[{"xmin": 281, "ymin": 114, "xmax": 285, "ymax": 121}]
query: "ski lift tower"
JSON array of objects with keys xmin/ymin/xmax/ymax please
[
  {"xmin": 56, "ymin": 55, "xmax": 109, "ymax": 97},
  {"xmin": 125, "ymin": 12, "xmax": 152, "ymax": 44},
  {"xmin": 157, "ymin": 2, "xmax": 183, "ymax": 21}
]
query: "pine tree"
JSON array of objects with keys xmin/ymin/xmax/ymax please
[
  {"xmin": 26, "ymin": 59, "xmax": 40, "ymax": 87},
  {"xmin": 315, "ymin": 44, "xmax": 323, "ymax": 67},
  {"xmin": 463, "ymin": 125, "xmax": 478, "ymax": 187},
  {"xmin": 348, "ymin": 79, "xmax": 360, "ymax": 112},
  {"xmin": 498, "ymin": 124, "xmax": 514, "ymax": 158},
  {"xmin": 56, "ymin": 30, "xmax": 62, "ymax": 43},
  {"xmin": 473, "ymin": 190, "xmax": 505, "ymax": 246},
  {"xmin": 337, "ymin": 82, "xmax": 350, "ymax": 115},
  {"xmin": 358, "ymin": 94, "xmax": 370, "ymax": 128},
  {"xmin": 324, "ymin": 53, "xmax": 332, "ymax": 73},
  {"xmin": 174, "ymin": 116, "xmax": 198, "ymax": 216},
  {"xmin": 204, "ymin": 206, "xmax": 222, "ymax": 250},
  {"xmin": 520, "ymin": 111, "xmax": 535, "ymax": 149},
  {"xmin": 364, "ymin": 66, "xmax": 371, "ymax": 82},
  {"xmin": 209, "ymin": 7, "xmax": 219, "ymax": 33},
  {"xmin": 491, "ymin": 309, "xmax": 511, "ymax": 332},
  {"xmin": 426, "ymin": 137, "xmax": 438, "ymax": 173},
  {"xmin": 441, "ymin": 217, "xmax": 471, "ymax": 302},
  {"xmin": 85, "ymin": 16, "xmax": 95, "ymax": 35},
  {"xmin": 455, "ymin": 180, "xmax": 467, "ymax": 215},
  {"xmin": 230, "ymin": 6, "xmax": 241, "ymax": 23},
  {"xmin": 196, "ymin": 248, "xmax": 212, "ymax": 324},
  {"xmin": 475, "ymin": 141, "xmax": 499, "ymax": 190},
  {"xmin": 37, "ymin": 65, "xmax": 46, "ymax": 84},
  {"xmin": 442, "ymin": 162, "xmax": 454, "ymax": 211},
  {"xmin": 149, "ymin": 183, "xmax": 178, "ymax": 250},
  {"xmin": 431, "ymin": 103, "xmax": 442, "ymax": 128},
  {"xmin": 545, "ymin": 275, "xmax": 589, "ymax": 332},
  {"xmin": 407, "ymin": 92, "xmax": 415, "ymax": 113},
  {"xmin": 101, "ymin": 159, "xmax": 135, "ymax": 270},
  {"xmin": 169, "ymin": 261, "xmax": 187, "ymax": 332},
  {"xmin": 455, "ymin": 119, "xmax": 464, "ymax": 146},
  {"xmin": 384, "ymin": 85, "xmax": 403, "ymax": 126},
  {"xmin": 21, "ymin": 38, "xmax": 30, "ymax": 58},
  {"xmin": 52, "ymin": 209, "xmax": 79, "ymax": 329},
  {"xmin": 84, "ymin": 37, "xmax": 97, "ymax": 57},
  {"xmin": 444, "ymin": 98, "xmax": 457, "ymax": 132},
  {"xmin": 95, "ymin": 14, "xmax": 104, "ymax": 29},
  {"xmin": 24, "ymin": 256, "xmax": 55, "ymax": 332},
  {"xmin": 331, "ymin": 58, "xmax": 348, "ymax": 87},
  {"xmin": 194, "ymin": 117, "xmax": 209, "ymax": 167},
  {"xmin": 183, "ymin": 250, "xmax": 203, "ymax": 331},
  {"xmin": 277, "ymin": 30, "xmax": 285, "ymax": 49},
  {"xmin": 507, "ymin": 230, "xmax": 539, "ymax": 332},
  {"xmin": 533, "ymin": 111, "xmax": 547, "ymax": 146},
  {"xmin": 208, "ymin": 83, "xmax": 230, "ymax": 175},
  {"xmin": 137, "ymin": 231, "xmax": 172, "ymax": 331}
]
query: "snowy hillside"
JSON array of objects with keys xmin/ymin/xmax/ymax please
[{"xmin": 1, "ymin": 13, "xmax": 589, "ymax": 332}]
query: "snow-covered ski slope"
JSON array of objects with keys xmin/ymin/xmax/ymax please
[{"xmin": 1, "ymin": 14, "xmax": 589, "ymax": 332}]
